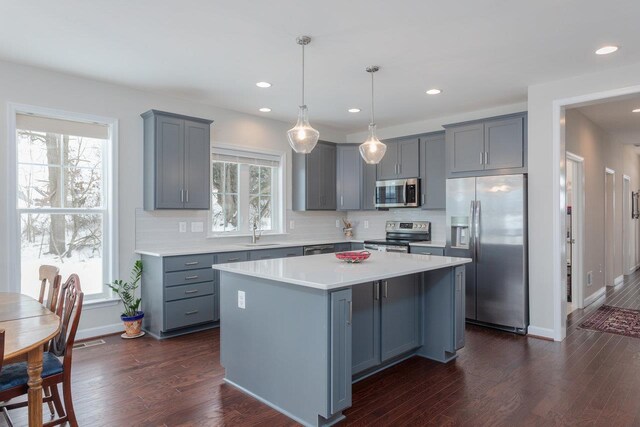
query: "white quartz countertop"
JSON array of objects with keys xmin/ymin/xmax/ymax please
[
  {"xmin": 212, "ymin": 251, "xmax": 471, "ymax": 290},
  {"xmin": 134, "ymin": 238, "xmax": 370, "ymax": 257}
]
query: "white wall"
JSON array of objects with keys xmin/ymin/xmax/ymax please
[
  {"xmin": 0, "ymin": 60, "xmax": 346, "ymax": 338},
  {"xmin": 528, "ymin": 61, "xmax": 640, "ymax": 340}
]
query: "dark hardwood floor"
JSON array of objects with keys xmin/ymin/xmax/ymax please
[{"xmin": 5, "ymin": 272, "xmax": 640, "ymax": 426}]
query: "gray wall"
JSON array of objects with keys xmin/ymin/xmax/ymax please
[{"xmin": 565, "ymin": 108, "xmax": 640, "ymax": 302}]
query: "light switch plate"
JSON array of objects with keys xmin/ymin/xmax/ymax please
[
  {"xmin": 191, "ymin": 222, "xmax": 204, "ymax": 233},
  {"xmin": 289, "ymin": 220, "xmax": 295, "ymax": 230},
  {"xmin": 336, "ymin": 219, "xmax": 340, "ymax": 228},
  {"xmin": 364, "ymin": 220, "xmax": 369, "ymax": 229},
  {"xmin": 238, "ymin": 291, "xmax": 246, "ymax": 309},
  {"xmin": 179, "ymin": 222, "xmax": 187, "ymax": 233}
]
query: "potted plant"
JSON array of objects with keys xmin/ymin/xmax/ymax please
[{"xmin": 107, "ymin": 260, "xmax": 144, "ymax": 338}]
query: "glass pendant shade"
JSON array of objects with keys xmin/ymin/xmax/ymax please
[
  {"xmin": 359, "ymin": 123, "xmax": 387, "ymax": 164},
  {"xmin": 287, "ymin": 105, "xmax": 319, "ymax": 153}
]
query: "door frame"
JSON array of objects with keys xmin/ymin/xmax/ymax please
[
  {"xmin": 566, "ymin": 152, "xmax": 584, "ymax": 309},
  {"xmin": 623, "ymin": 175, "xmax": 633, "ymax": 275},
  {"xmin": 604, "ymin": 168, "xmax": 616, "ymax": 287}
]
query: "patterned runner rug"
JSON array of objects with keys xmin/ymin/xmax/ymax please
[{"xmin": 579, "ymin": 305, "xmax": 640, "ymax": 338}]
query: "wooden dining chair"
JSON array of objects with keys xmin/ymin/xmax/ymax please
[
  {"xmin": 0, "ymin": 274, "xmax": 84, "ymax": 427},
  {"xmin": 39, "ymin": 265, "xmax": 62, "ymax": 313}
]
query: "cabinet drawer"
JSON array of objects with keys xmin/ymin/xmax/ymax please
[
  {"xmin": 164, "ymin": 268, "xmax": 214, "ymax": 287},
  {"xmin": 248, "ymin": 247, "xmax": 303, "ymax": 260},
  {"xmin": 410, "ymin": 246, "xmax": 445, "ymax": 256},
  {"xmin": 165, "ymin": 294, "xmax": 215, "ymax": 331},
  {"xmin": 164, "ymin": 254, "xmax": 214, "ymax": 272},
  {"xmin": 216, "ymin": 251, "xmax": 248, "ymax": 264},
  {"xmin": 165, "ymin": 281, "xmax": 215, "ymax": 302}
]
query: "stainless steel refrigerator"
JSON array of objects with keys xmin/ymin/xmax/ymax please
[{"xmin": 445, "ymin": 174, "xmax": 528, "ymax": 334}]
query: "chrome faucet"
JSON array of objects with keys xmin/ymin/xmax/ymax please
[{"xmin": 252, "ymin": 220, "xmax": 263, "ymax": 244}]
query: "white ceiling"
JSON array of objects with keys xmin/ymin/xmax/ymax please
[
  {"xmin": 2, "ymin": 1, "xmax": 640, "ymax": 133},
  {"xmin": 575, "ymin": 94, "xmax": 640, "ymax": 143}
]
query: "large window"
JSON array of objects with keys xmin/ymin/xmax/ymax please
[
  {"xmin": 12, "ymin": 108, "xmax": 116, "ymax": 301},
  {"xmin": 210, "ymin": 147, "xmax": 283, "ymax": 235}
]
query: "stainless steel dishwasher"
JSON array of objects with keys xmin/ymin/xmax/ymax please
[{"xmin": 303, "ymin": 244, "xmax": 335, "ymax": 255}]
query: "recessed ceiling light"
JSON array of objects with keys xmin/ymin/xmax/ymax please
[
  {"xmin": 348, "ymin": 108, "xmax": 361, "ymax": 113},
  {"xmin": 426, "ymin": 89, "xmax": 442, "ymax": 95},
  {"xmin": 256, "ymin": 82, "xmax": 272, "ymax": 88},
  {"xmin": 595, "ymin": 46, "xmax": 618, "ymax": 55},
  {"xmin": 633, "ymin": 108, "xmax": 640, "ymax": 113},
  {"xmin": 259, "ymin": 107, "xmax": 271, "ymax": 112}
]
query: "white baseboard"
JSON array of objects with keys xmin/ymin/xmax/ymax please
[
  {"xmin": 614, "ymin": 275, "xmax": 625, "ymax": 288},
  {"xmin": 75, "ymin": 323, "xmax": 123, "ymax": 341},
  {"xmin": 584, "ymin": 287, "xmax": 606, "ymax": 308},
  {"xmin": 527, "ymin": 325, "xmax": 555, "ymax": 340}
]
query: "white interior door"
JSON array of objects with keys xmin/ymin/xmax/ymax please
[{"xmin": 623, "ymin": 176, "xmax": 632, "ymax": 275}]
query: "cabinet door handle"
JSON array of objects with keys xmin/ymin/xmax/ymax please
[
  {"xmin": 374, "ymin": 281, "xmax": 380, "ymax": 300},
  {"xmin": 260, "ymin": 256, "xmax": 271, "ymax": 259},
  {"xmin": 185, "ymin": 189, "xmax": 189, "ymax": 203},
  {"xmin": 383, "ymin": 280, "xmax": 388, "ymax": 298},
  {"xmin": 422, "ymin": 193, "xmax": 425, "ymax": 205},
  {"xmin": 347, "ymin": 301, "xmax": 352, "ymax": 325},
  {"xmin": 341, "ymin": 196, "xmax": 344, "ymax": 206},
  {"xmin": 185, "ymin": 310, "xmax": 199, "ymax": 315},
  {"xmin": 185, "ymin": 275, "xmax": 199, "ymax": 280},
  {"xmin": 184, "ymin": 261, "xmax": 199, "ymax": 266},
  {"xmin": 180, "ymin": 189, "xmax": 184, "ymax": 202},
  {"xmin": 485, "ymin": 151, "xmax": 489, "ymax": 165},
  {"xmin": 227, "ymin": 258, "xmax": 240, "ymax": 262},
  {"xmin": 185, "ymin": 289, "xmax": 199, "ymax": 294},
  {"xmin": 399, "ymin": 163, "xmax": 402, "ymax": 175}
]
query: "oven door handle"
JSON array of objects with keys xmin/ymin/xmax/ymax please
[{"xmin": 403, "ymin": 180, "xmax": 408, "ymax": 206}]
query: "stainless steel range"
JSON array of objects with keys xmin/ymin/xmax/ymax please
[{"xmin": 364, "ymin": 220, "xmax": 431, "ymax": 253}]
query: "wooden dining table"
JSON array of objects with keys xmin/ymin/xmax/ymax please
[{"xmin": 0, "ymin": 292, "xmax": 61, "ymax": 427}]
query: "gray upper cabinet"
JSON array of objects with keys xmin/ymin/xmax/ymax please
[
  {"xmin": 292, "ymin": 141, "xmax": 337, "ymax": 211},
  {"xmin": 337, "ymin": 145, "xmax": 362, "ymax": 211},
  {"xmin": 377, "ymin": 137, "xmax": 420, "ymax": 180},
  {"xmin": 445, "ymin": 112, "xmax": 527, "ymax": 177},
  {"xmin": 361, "ymin": 162, "xmax": 377, "ymax": 211},
  {"xmin": 420, "ymin": 132, "xmax": 446, "ymax": 210},
  {"xmin": 484, "ymin": 116, "xmax": 525, "ymax": 171},
  {"xmin": 142, "ymin": 110, "xmax": 213, "ymax": 210}
]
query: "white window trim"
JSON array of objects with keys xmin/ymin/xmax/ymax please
[
  {"xmin": 208, "ymin": 143, "xmax": 286, "ymax": 238},
  {"xmin": 6, "ymin": 102, "xmax": 118, "ymax": 298}
]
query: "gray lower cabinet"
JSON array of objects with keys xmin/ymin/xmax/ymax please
[
  {"xmin": 420, "ymin": 132, "xmax": 446, "ymax": 210},
  {"xmin": 337, "ymin": 145, "xmax": 362, "ymax": 211},
  {"xmin": 410, "ymin": 246, "xmax": 445, "ymax": 256},
  {"xmin": 330, "ymin": 289, "xmax": 352, "ymax": 414},
  {"xmin": 351, "ymin": 275, "xmax": 421, "ymax": 374},
  {"xmin": 141, "ymin": 253, "xmax": 217, "ymax": 338},
  {"xmin": 445, "ymin": 113, "xmax": 527, "ymax": 177},
  {"xmin": 248, "ymin": 247, "xmax": 303, "ymax": 260},
  {"xmin": 351, "ymin": 282, "xmax": 380, "ymax": 375},
  {"xmin": 293, "ymin": 141, "xmax": 337, "ymax": 211},
  {"xmin": 454, "ymin": 267, "xmax": 465, "ymax": 350},
  {"xmin": 142, "ymin": 110, "xmax": 213, "ymax": 210},
  {"xmin": 334, "ymin": 243, "xmax": 352, "ymax": 253},
  {"xmin": 380, "ymin": 275, "xmax": 421, "ymax": 361},
  {"xmin": 377, "ymin": 137, "xmax": 421, "ymax": 180}
]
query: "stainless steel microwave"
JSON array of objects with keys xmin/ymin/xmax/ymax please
[{"xmin": 375, "ymin": 178, "xmax": 421, "ymax": 208}]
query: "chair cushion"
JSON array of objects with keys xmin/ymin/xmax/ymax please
[{"xmin": 0, "ymin": 352, "xmax": 63, "ymax": 392}]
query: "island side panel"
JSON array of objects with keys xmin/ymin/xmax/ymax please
[
  {"xmin": 417, "ymin": 266, "xmax": 466, "ymax": 362},
  {"xmin": 219, "ymin": 271, "xmax": 337, "ymax": 426}
]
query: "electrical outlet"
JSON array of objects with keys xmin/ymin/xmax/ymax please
[
  {"xmin": 179, "ymin": 222, "xmax": 187, "ymax": 233},
  {"xmin": 238, "ymin": 291, "xmax": 246, "ymax": 309},
  {"xmin": 364, "ymin": 220, "xmax": 369, "ymax": 229},
  {"xmin": 336, "ymin": 219, "xmax": 341, "ymax": 228},
  {"xmin": 191, "ymin": 222, "xmax": 204, "ymax": 232},
  {"xmin": 587, "ymin": 271, "xmax": 592, "ymax": 286},
  {"xmin": 289, "ymin": 220, "xmax": 295, "ymax": 230}
]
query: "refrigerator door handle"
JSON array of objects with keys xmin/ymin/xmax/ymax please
[
  {"xmin": 469, "ymin": 200, "xmax": 475, "ymax": 254},
  {"xmin": 475, "ymin": 200, "xmax": 481, "ymax": 261}
]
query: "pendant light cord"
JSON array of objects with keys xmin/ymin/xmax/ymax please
[
  {"xmin": 301, "ymin": 42, "xmax": 305, "ymax": 106},
  {"xmin": 370, "ymin": 70, "xmax": 375, "ymax": 125}
]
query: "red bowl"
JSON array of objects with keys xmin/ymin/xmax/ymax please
[{"xmin": 335, "ymin": 250, "xmax": 371, "ymax": 263}]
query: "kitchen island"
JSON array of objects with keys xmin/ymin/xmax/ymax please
[{"xmin": 213, "ymin": 251, "xmax": 471, "ymax": 427}]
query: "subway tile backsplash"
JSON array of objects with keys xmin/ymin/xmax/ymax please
[{"xmin": 135, "ymin": 208, "xmax": 446, "ymax": 250}]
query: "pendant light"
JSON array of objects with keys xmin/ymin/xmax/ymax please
[
  {"xmin": 287, "ymin": 36, "xmax": 319, "ymax": 153},
  {"xmin": 359, "ymin": 66, "xmax": 387, "ymax": 164}
]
